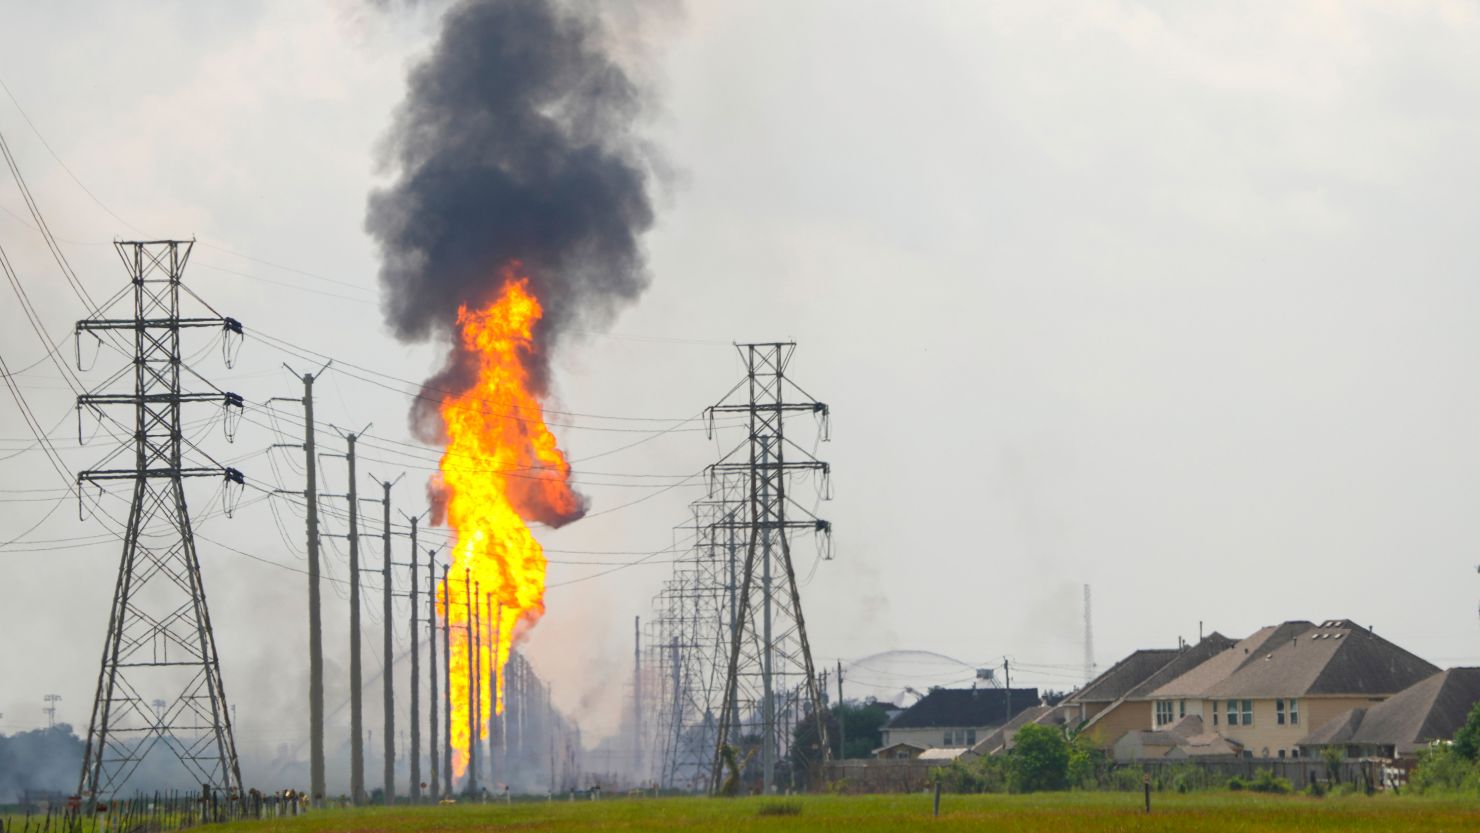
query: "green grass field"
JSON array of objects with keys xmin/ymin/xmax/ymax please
[{"xmin": 187, "ymin": 792, "xmax": 1480, "ymax": 833}]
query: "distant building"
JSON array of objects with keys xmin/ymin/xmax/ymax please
[
  {"xmin": 1299, "ymin": 667, "xmax": 1480, "ymax": 762},
  {"xmin": 877, "ymin": 687, "xmax": 1039, "ymax": 756},
  {"xmin": 1068, "ymin": 633, "xmax": 1236, "ymax": 748},
  {"xmin": 1079, "ymin": 619, "xmax": 1441, "ymax": 762}
]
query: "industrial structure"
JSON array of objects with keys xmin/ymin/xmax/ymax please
[
  {"xmin": 636, "ymin": 343, "xmax": 834, "ymax": 795},
  {"xmin": 75, "ymin": 240, "xmax": 246, "ymax": 799}
]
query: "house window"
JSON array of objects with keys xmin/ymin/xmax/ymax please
[
  {"xmin": 1290, "ymin": 699, "xmax": 1299, "ymax": 726},
  {"xmin": 1278, "ymin": 749, "xmax": 1286, "ymax": 759},
  {"xmin": 1179, "ymin": 699, "xmax": 1186, "ymax": 718},
  {"xmin": 1155, "ymin": 701, "xmax": 1174, "ymax": 726},
  {"xmin": 943, "ymin": 730, "xmax": 955, "ymax": 746},
  {"xmin": 1241, "ymin": 700, "xmax": 1254, "ymax": 726},
  {"xmin": 966, "ymin": 729, "xmax": 977, "ymax": 746},
  {"xmin": 1226, "ymin": 699, "xmax": 1239, "ymax": 727},
  {"xmin": 1276, "ymin": 699, "xmax": 1285, "ymax": 726},
  {"xmin": 1211, "ymin": 701, "xmax": 1218, "ymax": 726}
]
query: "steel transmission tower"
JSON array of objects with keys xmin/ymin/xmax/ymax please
[
  {"xmin": 76, "ymin": 240, "xmax": 245, "ymax": 799},
  {"xmin": 707, "ymin": 342, "xmax": 832, "ymax": 795},
  {"xmin": 644, "ymin": 476, "xmax": 744, "ymax": 792},
  {"xmin": 1083, "ymin": 584, "xmax": 1095, "ymax": 685}
]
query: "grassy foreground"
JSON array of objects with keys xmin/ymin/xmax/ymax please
[{"xmin": 200, "ymin": 792, "xmax": 1478, "ymax": 833}]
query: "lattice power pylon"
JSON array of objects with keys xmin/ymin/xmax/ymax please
[
  {"xmin": 76, "ymin": 240, "xmax": 246, "ymax": 799},
  {"xmin": 643, "ymin": 474, "xmax": 745, "ymax": 792},
  {"xmin": 706, "ymin": 342, "xmax": 832, "ymax": 795}
]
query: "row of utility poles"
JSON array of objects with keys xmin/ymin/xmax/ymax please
[{"xmin": 274, "ymin": 366, "xmax": 487, "ymax": 805}]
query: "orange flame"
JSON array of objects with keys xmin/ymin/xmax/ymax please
[{"xmin": 435, "ymin": 266, "xmax": 580, "ymax": 781}]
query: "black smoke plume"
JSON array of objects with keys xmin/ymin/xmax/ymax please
[{"xmin": 367, "ymin": 0, "xmax": 660, "ymax": 437}]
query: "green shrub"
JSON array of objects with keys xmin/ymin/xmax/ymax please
[
  {"xmin": 1247, "ymin": 769, "xmax": 1292, "ymax": 794},
  {"xmin": 1227, "ymin": 776, "xmax": 1246, "ymax": 791},
  {"xmin": 1066, "ymin": 732, "xmax": 1104, "ymax": 789},
  {"xmin": 1009, "ymin": 724, "xmax": 1070, "ymax": 793},
  {"xmin": 1106, "ymin": 768, "xmax": 1145, "ymax": 792},
  {"xmin": 1409, "ymin": 743, "xmax": 1480, "ymax": 795},
  {"xmin": 935, "ymin": 754, "xmax": 1009, "ymax": 794},
  {"xmin": 756, "ymin": 801, "xmax": 801, "ymax": 816},
  {"xmin": 1164, "ymin": 764, "xmax": 1217, "ymax": 794},
  {"xmin": 1304, "ymin": 780, "xmax": 1325, "ymax": 798}
]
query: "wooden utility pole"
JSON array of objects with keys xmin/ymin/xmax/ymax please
[
  {"xmin": 836, "ymin": 660, "xmax": 845, "ymax": 759},
  {"xmin": 1003, "ymin": 658, "xmax": 1012, "ymax": 726},
  {"xmin": 381, "ymin": 480, "xmax": 396, "ymax": 803},
  {"xmin": 407, "ymin": 519, "xmax": 421, "ymax": 802},
  {"xmin": 465, "ymin": 570, "xmax": 479, "ymax": 796},
  {"xmin": 427, "ymin": 548, "xmax": 439, "ymax": 800},
  {"xmin": 346, "ymin": 433, "xmax": 365, "ymax": 805},
  {"xmin": 273, "ymin": 367, "xmax": 329, "ymax": 804},
  {"xmin": 633, "ymin": 616, "xmax": 642, "ymax": 778},
  {"xmin": 441, "ymin": 566, "xmax": 452, "ymax": 797}
]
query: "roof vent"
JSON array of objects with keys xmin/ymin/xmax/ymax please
[{"xmin": 1333, "ymin": 633, "xmax": 1342, "ymax": 639}]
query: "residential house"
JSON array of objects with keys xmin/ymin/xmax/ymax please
[
  {"xmin": 969, "ymin": 702, "xmax": 1076, "ymax": 757},
  {"xmin": 1064, "ymin": 648, "xmax": 1180, "ymax": 729},
  {"xmin": 1132, "ymin": 619, "xmax": 1438, "ymax": 760},
  {"xmin": 1112, "ymin": 714, "xmax": 1243, "ymax": 761},
  {"xmin": 1074, "ymin": 632, "xmax": 1236, "ymax": 748},
  {"xmin": 877, "ymin": 687, "xmax": 1039, "ymax": 755},
  {"xmin": 1299, "ymin": 667, "xmax": 1480, "ymax": 762}
]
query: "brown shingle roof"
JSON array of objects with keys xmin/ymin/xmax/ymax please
[
  {"xmin": 1203, "ymin": 620, "xmax": 1437, "ymax": 699},
  {"xmin": 1303, "ymin": 668, "xmax": 1480, "ymax": 756},
  {"xmin": 1149, "ymin": 624, "xmax": 1304, "ymax": 698},
  {"xmin": 1124, "ymin": 633, "xmax": 1237, "ymax": 700},
  {"xmin": 886, "ymin": 688, "xmax": 1039, "ymax": 729},
  {"xmin": 1067, "ymin": 649, "xmax": 1179, "ymax": 704}
]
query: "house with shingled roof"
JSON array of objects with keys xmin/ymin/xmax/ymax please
[
  {"xmin": 1298, "ymin": 667, "xmax": 1480, "ymax": 761},
  {"xmin": 877, "ymin": 687, "xmax": 1039, "ymax": 755},
  {"xmin": 1071, "ymin": 633, "xmax": 1236, "ymax": 748},
  {"xmin": 1099, "ymin": 619, "xmax": 1440, "ymax": 761}
]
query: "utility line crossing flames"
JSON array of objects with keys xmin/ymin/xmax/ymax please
[{"xmin": 435, "ymin": 268, "xmax": 582, "ymax": 780}]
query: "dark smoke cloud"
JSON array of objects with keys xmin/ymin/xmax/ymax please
[{"xmin": 366, "ymin": 0, "xmax": 660, "ymax": 427}]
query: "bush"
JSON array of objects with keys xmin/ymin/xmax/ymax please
[
  {"xmin": 1409, "ymin": 744, "xmax": 1480, "ymax": 795},
  {"xmin": 936, "ymin": 755, "xmax": 1009, "ymax": 794},
  {"xmin": 1066, "ymin": 732, "xmax": 1104, "ymax": 789},
  {"xmin": 756, "ymin": 801, "xmax": 801, "ymax": 816},
  {"xmin": 1010, "ymin": 724, "xmax": 1070, "ymax": 793},
  {"xmin": 1247, "ymin": 769, "xmax": 1292, "ymax": 794},
  {"xmin": 1304, "ymin": 780, "xmax": 1326, "ymax": 798},
  {"xmin": 1107, "ymin": 767, "xmax": 1146, "ymax": 792},
  {"xmin": 1227, "ymin": 776, "xmax": 1246, "ymax": 792},
  {"xmin": 1162, "ymin": 764, "xmax": 1217, "ymax": 794}
]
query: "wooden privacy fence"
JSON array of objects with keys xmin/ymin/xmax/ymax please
[
  {"xmin": 1130, "ymin": 757, "xmax": 1391, "ymax": 790},
  {"xmin": 822, "ymin": 756, "xmax": 1394, "ymax": 795},
  {"xmin": 1, "ymin": 790, "xmax": 313, "ymax": 833}
]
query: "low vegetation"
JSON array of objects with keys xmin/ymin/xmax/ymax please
[{"xmin": 182, "ymin": 792, "xmax": 1477, "ymax": 833}]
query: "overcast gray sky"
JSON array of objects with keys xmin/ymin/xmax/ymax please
[{"xmin": 3, "ymin": 0, "xmax": 1480, "ymax": 790}]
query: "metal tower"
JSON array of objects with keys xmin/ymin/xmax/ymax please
[
  {"xmin": 707, "ymin": 342, "xmax": 832, "ymax": 795},
  {"xmin": 76, "ymin": 240, "xmax": 245, "ymax": 799},
  {"xmin": 645, "ymin": 476, "xmax": 745, "ymax": 792},
  {"xmin": 1083, "ymin": 584, "xmax": 1095, "ymax": 686}
]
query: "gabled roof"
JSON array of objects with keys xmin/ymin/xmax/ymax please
[
  {"xmin": 1068, "ymin": 649, "xmax": 1180, "ymax": 704},
  {"xmin": 969, "ymin": 703, "xmax": 1069, "ymax": 756},
  {"xmin": 887, "ymin": 688, "xmax": 1039, "ymax": 730},
  {"xmin": 1125, "ymin": 634, "xmax": 1237, "ymax": 700},
  {"xmin": 1303, "ymin": 668, "xmax": 1480, "ymax": 756},
  {"xmin": 1202, "ymin": 620, "xmax": 1438, "ymax": 699},
  {"xmin": 1150, "ymin": 623, "xmax": 1312, "ymax": 698}
]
